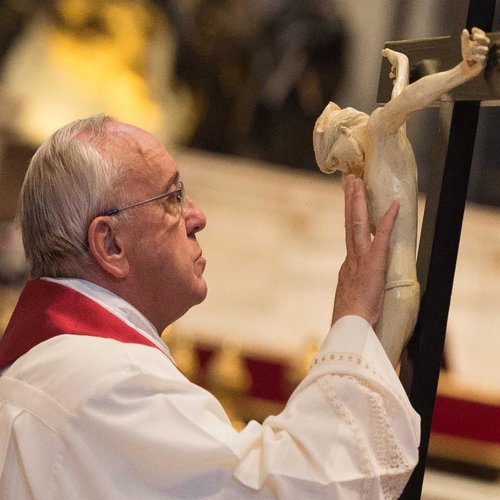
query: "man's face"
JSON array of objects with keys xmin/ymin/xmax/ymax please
[{"xmin": 105, "ymin": 123, "xmax": 207, "ymax": 329}]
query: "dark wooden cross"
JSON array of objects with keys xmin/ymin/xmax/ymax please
[{"xmin": 376, "ymin": 2, "xmax": 498, "ymax": 498}]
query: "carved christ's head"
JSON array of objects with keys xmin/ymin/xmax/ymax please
[{"xmin": 313, "ymin": 102, "xmax": 368, "ymax": 177}]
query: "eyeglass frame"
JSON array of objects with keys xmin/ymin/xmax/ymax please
[{"xmin": 99, "ymin": 181, "xmax": 186, "ymax": 217}]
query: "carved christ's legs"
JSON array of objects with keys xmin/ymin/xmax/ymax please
[{"xmin": 375, "ymin": 281, "xmax": 420, "ymax": 367}]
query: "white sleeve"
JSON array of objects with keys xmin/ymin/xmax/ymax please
[
  {"xmin": 62, "ymin": 316, "xmax": 420, "ymax": 499},
  {"xmin": 232, "ymin": 315, "xmax": 420, "ymax": 498}
]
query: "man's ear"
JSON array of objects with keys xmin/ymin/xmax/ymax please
[{"xmin": 87, "ymin": 217, "xmax": 129, "ymax": 278}]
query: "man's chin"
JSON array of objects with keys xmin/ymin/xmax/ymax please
[
  {"xmin": 199, "ymin": 283, "xmax": 208, "ymax": 303},
  {"xmin": 192, "ymin": 280, "xmax": 208, "ymax": 305}
]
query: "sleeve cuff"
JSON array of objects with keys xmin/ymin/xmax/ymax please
[{"xmin": 317, "ymin": 315, "xmax": 399, "ymax": 382}]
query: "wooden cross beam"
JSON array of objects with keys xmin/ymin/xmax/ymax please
[
  {"xmin": 377, "ymin": 33, "xmax": 500, "ymax": 103},
  {"xmin": 375, "ymin": 2, "xmax": 497, "ymax": 498}
]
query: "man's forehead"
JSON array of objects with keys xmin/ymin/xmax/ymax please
[
  {"xmin": 101, "ymin": 122, "xmax": 173, "ymax": 164},
  {"xmin": 104, "ymin": 122, "xmax": 156, "ymax": 151}
]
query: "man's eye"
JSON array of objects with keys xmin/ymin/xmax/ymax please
[
  {"xmin": 160, "ymin": 191, "xmax": 180, "ymax": 211},
  {"xmin": 161, "ymin": 196, "xmax": 175, "ymax": 209}
]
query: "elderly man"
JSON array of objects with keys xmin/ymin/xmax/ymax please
[{"xmin": 0, "ymin": 115, "xmax": 419, "ymax": 498}]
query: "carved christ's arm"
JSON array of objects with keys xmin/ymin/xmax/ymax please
[
  {"xmin": 381, "ymin": 49, "xmax": 410, "ymax": 135},
  {"xmin": 385, "ymin": 50, "xmax": 409, "ymax": 100},
  {"xmin": 370, "ymin": 28, "xmax": 489, "ymax": 138}
]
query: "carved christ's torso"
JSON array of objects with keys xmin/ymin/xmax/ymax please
[{"xmin": 364, "ymin": 113, "xmax": 419, "ymax": 285}]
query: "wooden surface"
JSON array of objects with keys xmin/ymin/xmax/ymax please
[{"xmin": 377, "ymin": 31, "xmax": 500, "ymax": 104}]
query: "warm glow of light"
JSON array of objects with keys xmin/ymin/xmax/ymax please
[{"xmin": 3, "ymin": 0, "xmax": 177, "ymax": 144}]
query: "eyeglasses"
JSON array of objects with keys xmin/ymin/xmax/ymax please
[{"xmin": 101, "ymin": 181, "xmax": 185, "ymax": 216}]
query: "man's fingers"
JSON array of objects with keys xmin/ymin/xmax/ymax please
[
  {"xmin": 351, "ymin": 178, "xmax": 372, "ymax": 254},
  {"xmin": 344, "ymin": 176, "xmax": 375, "ymax": 256},
  {"xmin": 372, "ymin": 200, "xmax": 400, "ymax": 257},
  {"xmin": 344, "ymin": 175, "xmax": 355, "ymax": 254}
]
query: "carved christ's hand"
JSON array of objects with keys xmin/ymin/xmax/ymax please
[
  {"xmin": 382, "ymin": 49, "xmax": 407, "ymax": 81},
  {"xmin": 381, "ymin": 48, "xmax": 409, "ymax": 99},
  {"xmin": 460, "ymin": 27, "xmax": 490, "ymax": 79},
  {"xmin": 370, "ymin": 26, "xmax": 489, "ymax": 137}
]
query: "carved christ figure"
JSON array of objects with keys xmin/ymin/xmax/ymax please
[{"xmin": 313, "ymin": 28, "xmax": 490, "ymax": 366}]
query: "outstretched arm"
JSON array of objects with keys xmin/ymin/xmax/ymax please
[
  {"xmin": 382, "ymin": 48, "xmax": 410, "ymax": 134},
  {"xmin": 371, "ymin": 27, "xmax": 490, "ymax": 137}
]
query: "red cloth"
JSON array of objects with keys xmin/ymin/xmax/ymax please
[
  {"xmin": 432, "ymin": 394, "xmax": 500, "ymax": 444},
  {"xmin": 0, "ymin": 279, "xmax": 161, "ymax": 370}
]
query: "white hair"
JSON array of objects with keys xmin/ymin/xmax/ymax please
[{"xmin": 18, "ymin": 114, "xmax": 125, "ymax": 278}]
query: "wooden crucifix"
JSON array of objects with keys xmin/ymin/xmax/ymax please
[{"xmin": 375, "ymin": 2, "xmax": 498, "ymax": 498}]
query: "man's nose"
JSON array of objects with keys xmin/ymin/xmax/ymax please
[{"xmin": 184, "ymin": 198, "xmax": 207, "ymax": 234}]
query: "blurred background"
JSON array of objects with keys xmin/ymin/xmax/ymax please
[{"xmin": 0, "ymin": 1, "xmax": 499, "ymax": 497}]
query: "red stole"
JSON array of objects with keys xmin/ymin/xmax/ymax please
[{"xmin": 0, "ymin": 279, "xmax": 164, "ymax": 370}]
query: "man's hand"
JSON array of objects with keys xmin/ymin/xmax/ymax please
[
  {"xmin": 331, "ymin": 176, "xmax": 399, "ymax": 327},
  {"xmin": 460, "ymin": 27, "xmax": 490, "ymax": 79}
]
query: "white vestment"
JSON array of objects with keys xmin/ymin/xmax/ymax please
[{"xmin": 0, "ymin": 278, "xmax": 420, "ymax": 499}]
